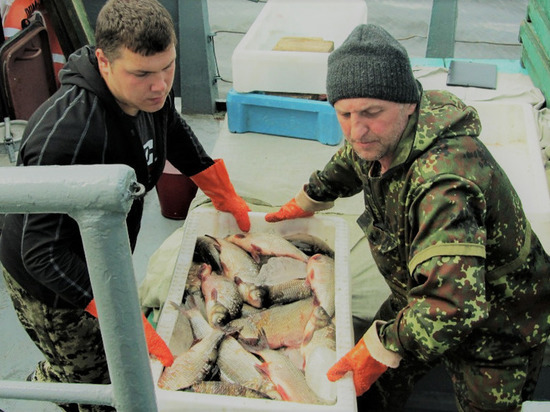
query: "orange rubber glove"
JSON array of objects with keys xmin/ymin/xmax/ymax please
[
  {"xmin": 327, "ymin": 338, "xmax": 387, "ymax": 396},
  {"xmin": 265, "ymin": 187, "xmax": 333, "ymax": 223},
  {"xmin": 327, "ymin": 322, "xmax": 401, "ymax": 396},
  {"xmin": 265, "ymin": 198, "xmax": 314, "ymax": 222},
  {"xmin": 191, "ymin": 159, "xmax": 251, "ymax": 232},
  {"xmin": 85, "ymin": 299, "xmax": 174, "ymax": 367}
]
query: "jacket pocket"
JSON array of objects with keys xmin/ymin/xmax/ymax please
[{"xmin": 357, "ymin": 211, "xmax": 398, "ymax": 254}]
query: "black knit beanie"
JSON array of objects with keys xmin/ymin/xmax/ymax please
[{"xmin": 326, "ymin": 24, "xmax": 420, "ymax": 105}]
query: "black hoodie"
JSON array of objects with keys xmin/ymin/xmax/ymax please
[{"xmin": 0, "ymin": 46, "xmax": 213, "ymax": 309}]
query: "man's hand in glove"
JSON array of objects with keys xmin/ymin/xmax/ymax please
[
  {"xmin": 265, "ymin": 198, "xmax": 313, "ymax": 222},
  {"xmin": 191, "ymin": 159, "xmax": 250, "ymax": 232},
  {"xmin": 326, "ymin": 321, "xmax": 401, "ymax": 396},
  {"xmin": 265, "ymin": 187, "xmax": 333, "ymax": 223},
  {"xmin": 85, "ymin": 299, "xmax": 174, "ymax": 367}
]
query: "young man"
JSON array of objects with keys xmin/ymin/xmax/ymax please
[
  {"xmin": 266, "ymin": 24, "xmax": 550, "ymax": 411},
  {"xmin": 0, "ymin": 0, "xmax": 249, "ymax": 411}
]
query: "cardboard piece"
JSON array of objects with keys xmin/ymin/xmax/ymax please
[{"xmin": 273, "ymin": 36, "xmax": 334, "ymax": 52}]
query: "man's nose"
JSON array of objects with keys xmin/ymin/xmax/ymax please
[
  {"xmin": 151, "ymin": 73, "xmax": 169, "ymax": 92},
  {"xmin": 350, "ymin": 114, "xmax": 368, "ymax": 140}
]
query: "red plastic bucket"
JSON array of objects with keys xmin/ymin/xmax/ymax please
[{"xmin": 156, "ymin": 161, "xmax": 198, "ymax": 220}]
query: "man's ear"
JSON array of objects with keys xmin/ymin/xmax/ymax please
[
  {"xmin": 406, "ymin": 103, "xmax": 417, "ymax": 115},
  {"xmin": 96, "ymin": 48, "xmax": 110, "ymax": 75}
]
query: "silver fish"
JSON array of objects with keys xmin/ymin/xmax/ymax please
[
  {"xmin": 267, "ymin": 278, "xmax": 312, "ymax": 306},
  {"xmin": 185, "ymin": 381, "xmax": 270, "ymax": 399},
  {"xmin": 302, "ymin": 301, "xmax": 332, "ymax": 347},
  {"xmin": 211, "ymin": 236, "xmax": 261, "ymax": 284},
  {"xmin": 157, "ymin": 326, "xmax": 225, "ymax": 391},
  {"xmin": 257, "ymin": 256, "xmax": 307, "ymax": 285},
  {"xmin": 302, "ymin": 323, "xmax": 338, "ymax": 403},
  {"xmin": 306, "ymin": 254, "xmax": 335, "ymax": 317},
  {"xmin": 167, "ymin": 301, "xmax": 194, "ymax": 357},
  {"xmin": 234, "ymin": 277, "xmax": 267, "ymax": 309},
  {"xmin": 194, "ymin": 235, "xmax": 222, "ymax": 272},
  {"xmin": 181, "ymin": 296, "xmax": 210, "ymax": 340},
  {"xmin": 230, "ymin": 297, "xmax": 315, "ymax": 349},
  {"xmin": 210, "ymin": 236, "xmax": 267, "ymax": 308},
  {"xmin": 217, "ymin": 335, "xmax": 282, "ymax": 400},
  {"xmin": 200, "ymin": 267, "xmax": 242, "ymax": 326},
  {"xmin": 225, "ymin": 232, "xmax": 308, "ymax": 263},
  {"xmin": 304, "ymin": 345, "xmax": 337, "ymax": 404},
  {"xmin": 246, "ymin": 331, "xmax": 326, "ymax": 404},
  {"xmin": 284, "ymin": 233, "xmax": 335, "ymax": 258},
  {"xmin": 240, "ymin": 302, "xmax": 263, "ymax": 317},
  {"xmin": 185, "ymin": 261, "xmax": 207, "ymax": 298},
  {"xmin": 301, "ymin": 322, "xmax": 336, "ymax": 363}
]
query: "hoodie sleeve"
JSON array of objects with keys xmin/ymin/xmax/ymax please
[
  {"xmin": 13, "ymin": 86, "xmax": 108, "ymax": 308},
  {"xmin": 164, "ymin": 92, "xmax": 214, "ymax": 176}
]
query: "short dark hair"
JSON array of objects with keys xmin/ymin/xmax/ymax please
[{"xmin": 95, "ymin": 0, "xmax": 177, "ymax": 61}]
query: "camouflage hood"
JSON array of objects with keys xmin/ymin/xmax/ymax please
[{"xmin": 390, "ymin": 89, "xmax": 482, "ymax": 170}]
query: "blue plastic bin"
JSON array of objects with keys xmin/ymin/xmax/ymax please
[{"xmin": 226, "ymin": 89, "xmax": 342, "ymax": 146}]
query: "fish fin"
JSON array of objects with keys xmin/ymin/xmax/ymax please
[
  {"xmin": 183, "ymin": 294, "xmax": 197, "ymax": 310},
  {"xmin": 205, "ymin": 234, "xmax": 220, "ymax": 244},
  {"xmin": 254, "ymin": 362, "xmax": 270, "ymax": 378},
  {"xmin": 302, "ymin": 326, "xmax": 314, "ymax": 347},
  {"xmin": 197, "ymin": 263, "xmax": 212, "ymax": 281},
  {"xmin": 275, "ymin": 384, "xmax": 291, "ymax": 402},
  {"xmin": 250, "ymin": 244, "xmax": 262, "ymax": 263},
  {"xmin": 238, "ymin": 326, "xmax": 268, "ymax": 353},
  {"xmin": 211, "ymin": 238, "xmax": 222, "ymax": 253},
  {"xmin": 220, "ymin": 261, "xmax": 229, "ymax": 276},
  {"xmin": 221, "ymin": 324, "xmax": 242, "ymax": 337},
  {"xmin": 307, "ymin": 267, "xmax": 315, "ymax": 283},
  {"xmin": 255, "ymin": 327, "xmax": 270, "ymax": 350},
  {"xmin": 312, "ymin": 294, "xmax": 320, "ymax": 307},
  {"xmin": 169, "ymin": 300, "xmax": 183, "ymax": 312}
]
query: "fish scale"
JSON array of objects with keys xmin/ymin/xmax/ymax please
[
  {"xmin": 229, "ymin": 297, "xmax": 315, "ymax": 349},
  {"xmin": 217, "ymin": 335, "xmax": 282, "ymax": 400},
  {"xmin": 158, "ymin": 327, "xmax": 225, "ymax": 391},
  {"xmin": 252, "ymin": 346, "xmax": 326, "ymax": 404}
]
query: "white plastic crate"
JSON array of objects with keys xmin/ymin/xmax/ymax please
[
  {"xmin": 152, "ymin": 209, "xmax": 357, "ymax": 412},
  {"xmin": 232, "ymin": 0, "xmax": 368, "ymax": 94},
  {"xmin": 473, "ymin": 101, "xmax": 550, "ymax": 217}
]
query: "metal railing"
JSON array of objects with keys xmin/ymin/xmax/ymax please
[{"xmin": 0, "ymin": 164, "xmax": 158, "ymax": 412}]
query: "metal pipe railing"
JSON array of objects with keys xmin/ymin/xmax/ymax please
[{"xmin": 0, "ymin": 164, "xmax": 157, "ymax": 412}]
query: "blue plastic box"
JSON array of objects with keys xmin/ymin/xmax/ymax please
[{"xmin": 226, "ymin": 89, "xmax": 342, "ymax": 146}]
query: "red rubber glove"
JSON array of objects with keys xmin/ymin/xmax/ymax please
[
  {"xmin": 265, "ymin": 198, "xmax": 314, "ymax": 222},
  {"xmin": 327, "ymin": 338, "xmax": 388, "ymax": 396},
  {"xmin": 85, "ymin": 299, "xmax": 174, "ymax": 367},
  {"xmin": 191, "ymin": 159, "xmax": 251, "ymax": 232}
]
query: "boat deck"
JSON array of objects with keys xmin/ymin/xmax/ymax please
[{"xmin": 2, "ymin": 0, "xmax": 549, "ymax": 410}]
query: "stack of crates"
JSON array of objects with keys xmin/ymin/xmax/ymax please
[
  {"xmin": 227, "ymin": 0, "xmax": 368, "ymax": 146},
  {"xmin": 519, "ymin": 0, "xmax": 550, "ymax": 102}
]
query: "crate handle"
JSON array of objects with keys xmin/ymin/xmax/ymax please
[{"xmin": 16, "ymin": 46, "xmax": 42, "ymax": 60}]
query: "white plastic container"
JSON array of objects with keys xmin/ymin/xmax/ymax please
[
  {"xmin": 232, "ymin": 0, "xmax": 368, "ymax": 94},
  {"xmin": 152, "ymin": 209, "xmax": 357, "ymax": 412},
  {"xmin": 473, "ymin": 101, "xmax": 550, "ymax": 216}
]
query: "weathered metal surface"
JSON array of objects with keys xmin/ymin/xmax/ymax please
[{"xmin": 426, "ymin": 0, "xmax": 458, "ymax": 58}]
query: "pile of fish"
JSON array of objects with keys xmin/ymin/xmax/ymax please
[{"xmin": 157, "ymin": 231, "xmax": 338, "ymax": 405}]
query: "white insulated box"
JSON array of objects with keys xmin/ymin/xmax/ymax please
[
  {"xmin": 232, "ymin": 0, "xmax": 368, "ymax": 94},
  {"xmin": 152, "ymin": 209, "xmax": 357, "ymax": 412}
]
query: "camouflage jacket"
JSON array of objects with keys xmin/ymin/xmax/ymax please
[{"xmin": 306, "ymin": 90, "xmax": 550, "ymax": 361}]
